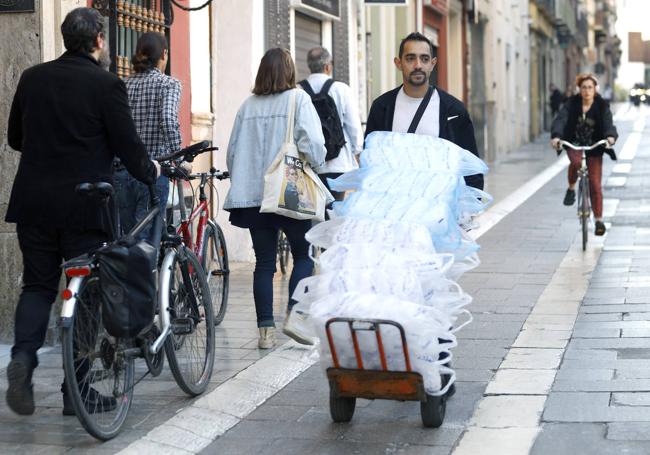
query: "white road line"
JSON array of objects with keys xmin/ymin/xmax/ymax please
[
  {"xmin": 453, "ymin": 107, "xmax": 645, "ymax": 455},
  {"xmin": 452, "ymin": 231, "xmax": 604, "ymax": 455},
  {"xmin": 120, "ymin": 150, "xmax": 583, "ymax": 454},
  {"xmin": 118, "ymin": 343, "xmax": 317, "ymax": 454}
]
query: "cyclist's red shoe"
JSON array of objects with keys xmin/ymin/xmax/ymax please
[
  {"xmin": 563, "ymin": 189, "xmax": 576, "ymax": 206},
  {"xmin": 595, "ymin": 221, "xmax": 606, "ymax": 236}
]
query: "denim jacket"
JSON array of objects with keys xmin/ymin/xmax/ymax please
[{"xmin": 224, "ymin": 88, "xmax": 326, "ymax": 210}]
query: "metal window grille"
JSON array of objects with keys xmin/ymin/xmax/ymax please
[{"xmin": 92, "ymin": 0, "xmax": 171, "ymax": 78}]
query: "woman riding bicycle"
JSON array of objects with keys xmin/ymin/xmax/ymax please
[{"xmin": 551, "ymin": 73, "xmax": 618, "ymax": 236}]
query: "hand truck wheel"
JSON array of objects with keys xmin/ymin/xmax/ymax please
[
  {"xmin": 329, "ymin": 395, "xmax": 356, "ymax": 423},
  {"xmin": 420, "ymin": 393, "xmax": 446, "ymax": 428}
]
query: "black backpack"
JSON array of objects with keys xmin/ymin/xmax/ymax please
[{"xmin": 299, "ymin": 79, "xmax": 347, "ymax": 161}]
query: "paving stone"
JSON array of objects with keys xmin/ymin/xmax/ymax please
[
  {"xmin": 543, "ymin": 393, "xmax": 610, "ymax": 422},
  {"xmin": 612, "ymin": 392, "xmax": 650, "ymax": 407},
  {"xmin": 532, "ymin": 423, "xmax": 650, "ymax": 455},
  {"xmin": 470, "ymin": 395, "xmax": 546, "ymax": 428},
  {"xmin": 500, "ymin": 348, "xmax": 563, "ymax": 370},
  {"xmin": 615, "ymin": 368, "xmax": 650, "ymax": 379},
  {"xmin": 553, "ymin": 378, "xmax": 650, "ymax": 392},
  {"xmin": 485, "ymin": 369, "xmax": 556, "ymax": 395},
  {"xmin": 572, "ymin": 328, "xmax": 621, "ymax": 338},
  {"xmin": 607, "ymin": 422, "xmax": 650, "ymax": 441},
  {"xmin": 622, "ymin": 328, "xmax": 650, "ymax": 337},
  {"xmin": 512, "ymin": 328, "xmax": 572, "ymax": 348},
  {"xmin": 453, "ymin": 427, "xmax": 540, "ymax": 455},
  {"xmin": 555, "ymin": 368, "xmax": 614, "ymax": 381}
]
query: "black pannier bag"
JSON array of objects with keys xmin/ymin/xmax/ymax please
[
  {"xmin": 299, "ymin": 79, "xmax": 347, "ymax": 161},
  {"xmin": 96, "ymin": 237, "xmax": 157, "ymax": 338}
]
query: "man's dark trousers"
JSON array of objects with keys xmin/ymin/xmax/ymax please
[{"xmin": 12, "ymin": 224, "xmax": 109, "ymax": 369}]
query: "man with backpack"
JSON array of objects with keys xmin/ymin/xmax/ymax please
[{"xmin": 299, "ymin": 47, "xmax": 363, "ymax": 201}]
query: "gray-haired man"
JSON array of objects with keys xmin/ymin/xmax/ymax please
[{"xmin": 299, "ymin": 47, "xmax": 363, "ymax": 201}]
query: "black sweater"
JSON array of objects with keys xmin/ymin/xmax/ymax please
[
  {"xmin": 551, "ymin": 94, "xmax": 618, "ymax": 159},
  {"xmin": 365, "ymin": 85, "xmax": 484, "ymax": 190}
]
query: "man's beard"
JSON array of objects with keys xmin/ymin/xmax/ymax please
[
  {"xmin": 98, "ymin": 43, "xmax": 111, "ymax": 71},
  {"xmin": 407, "ymin": 70, "xmax": 428, "ymax": 86}
]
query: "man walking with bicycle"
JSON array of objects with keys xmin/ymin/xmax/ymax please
[
  {"xmin": 4, "ymin": 7, "xmax": 159, "ymax": 416},
  {"xmin": 551, "ymin": 73, "xmax": 617, "ymax": 236}
]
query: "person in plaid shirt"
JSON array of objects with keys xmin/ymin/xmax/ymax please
[{"xmin": 115, "ymin": 32, "xmax": 182, "ymax": 238}]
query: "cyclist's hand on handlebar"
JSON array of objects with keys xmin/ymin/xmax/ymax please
[
  {"xmin": 551, "ymin": 138, "xmax": 561, "ymax": 150},
  {"xmin": 153, "ymin": 160, "xmax": 161, "ymax": 179},
  {"xmin": 607, "ymin": 136, "xmax": 616, "ymax": 146}
]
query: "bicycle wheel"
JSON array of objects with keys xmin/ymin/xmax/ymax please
[
  {"xmin": 579, "ymin": 176, "xmax": 590, "ymax": 251},
  {"xmin": 61, "ymin": 276, "xmax": 134, "ymax": 441},
  {"xmin": 277, "ymin": 231, "xmax": 291, "ymax": 275},
  {"xmin": 202, "ymin": 222, "xmax": 230, "ymax": 326},
  {"xmin": 165, "ymin": 247, "xmax": 215, "ymax": 396}
]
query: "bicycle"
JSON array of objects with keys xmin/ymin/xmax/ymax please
[
  {"xmin": 59, "ymin": 143, "xmax": 216, "ymax": 440},
  {"xmin": 557, "ymin": 139, "xmax": 610, "ymax": 251},
  {"xmin": 277, "ymin": 230, "xmax": 291, "ymax": 275},
  {"xmin": 166, "ymin": 150, "xmax": 230, "ymax": 326}
]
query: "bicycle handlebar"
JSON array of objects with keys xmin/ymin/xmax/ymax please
[
  {"xmin": 557, "ymin": 139, "xmax": 610, "ymax": 151},
  {"xmin": 156, "ymin": 140, "xmax": 218, "ymax": 163}
]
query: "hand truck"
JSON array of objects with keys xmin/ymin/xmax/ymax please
[{"xmin": 325, "ymin": 317, "xmax": 447, "ymax": 428}]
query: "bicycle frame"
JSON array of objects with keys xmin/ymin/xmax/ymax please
[
  {"xmin": 172, "ymin": 172, "xmax": 223, "ymax": 264},
  {"xmin": 174, "ymin": 177, "xmax": 209, "ymax": 256}
]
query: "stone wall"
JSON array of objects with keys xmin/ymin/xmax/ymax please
[{"xmin": 0, "ymin": 4, "xmax": 42, "ymax": 341}]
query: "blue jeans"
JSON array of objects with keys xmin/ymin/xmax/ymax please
[
  {"xmin": 114, "ymin": 169, "xmax": 169, "ymax": 241},
  {"xmin": 249, "ymin": 220, "xmax": 313, "ymax": 328}
]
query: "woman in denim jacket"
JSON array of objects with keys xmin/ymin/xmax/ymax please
[{"xmin": 224, "ymin": 48, "xmax": 326, "ymax": 349}]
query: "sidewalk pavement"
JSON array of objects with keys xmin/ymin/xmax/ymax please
[
  {"xmin": 0, "ymin": 132, "xmax": 568, "ymax": 453},
  {"xmin": 531, "ymin": 105, "xmax": 650, "ymax": 454}
]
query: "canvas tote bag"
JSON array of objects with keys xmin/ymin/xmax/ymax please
[{"xmin": 261, "ymin": 89, "xmax": 333, "ymax": 221}]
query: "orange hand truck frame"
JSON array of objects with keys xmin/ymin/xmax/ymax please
[{"xmin": 325, "ymin": 317, "xmax": 447, "ymax": 427}]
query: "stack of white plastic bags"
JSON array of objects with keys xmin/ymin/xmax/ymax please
[{"xmin": 291, "ymin": 131, "xmax": 491, "ymax": 396}]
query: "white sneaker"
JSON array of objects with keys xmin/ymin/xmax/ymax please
[
  {"xmin": 282, "ymin": 309, "xmax": 315, "ymax": 345},
  {"xmin": 258, "ymin": 327, "xmax": 276, "ymax": 349}
]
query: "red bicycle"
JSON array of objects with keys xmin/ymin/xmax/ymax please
[{"xmin": 166, "ymin": 144, "xmax": 230, "ymax": 326}]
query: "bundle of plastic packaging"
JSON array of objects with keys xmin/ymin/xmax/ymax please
[
  {"xmin": 305, "ymin": 217, "xmax": 435, "ymax": 252},
  {"xmin": 363, "ymin": 132, "xmax": 489, "ymax": 178},
  {"xmin": 290, "ymin": 131, "xmax": 490, "ymax": 398},
  {"xmin": 328, "ymin": 168, "xmax": 492, "ymax": 219},
  {"xmin": 331, "ymin": 192, "xmax": 475, "ymax": 255},
  {"xmin": 299, "ymin": 252, "xmax": 472, "ymax": 316},
  {"xmin": 310, "ymin": 293, "xmax": 457, "ymax": 395}
]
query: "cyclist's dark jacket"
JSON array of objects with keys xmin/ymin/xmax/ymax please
[
  {"xmin": 6, "ymin": 52, "xmax": 157, "ymax": 232},
  {"xmin": 551, "ymin": 94, "xmax": 618, "ymax": 159},
  {"xmin": 364, "ymin": 85, "xmax": 484, "ymax": 190}
]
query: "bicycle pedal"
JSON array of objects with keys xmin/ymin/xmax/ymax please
[
  {"xmin": 211, "ymin": 270, "xmax": 225, "ymax": 276},
  {"xmin": 171, "ymin": 318, "xmax": 195, "ymax": 335}
]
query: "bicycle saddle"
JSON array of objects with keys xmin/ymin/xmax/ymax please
[{"xmin": 76, "ymin": 182, "xmax": 114, "ymax": 199}]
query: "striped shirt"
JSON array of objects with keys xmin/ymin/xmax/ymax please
[{"xmin": 125, "ymin": 68, "xmax": 182, "ymax": 159}]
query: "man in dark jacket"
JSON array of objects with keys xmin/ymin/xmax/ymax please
[
  {"xmin": 549, "ymin": 83, "xmax": 565, "ymax": 118},
  {"xmin": 5, "ymin": 7, "xmax": 159, "ymax": 416},
  {"xmin": 365, "ymin": 32, "xmax": 483, "ymax": 190}
]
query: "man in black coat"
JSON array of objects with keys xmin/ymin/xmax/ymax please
[
  {"xmin": 365, "ymin": 32, "xmax": 484, "ymax": 190},
  {"xmin": 5, "ymin": 7, "xmax": 159, "ymax": 416}
]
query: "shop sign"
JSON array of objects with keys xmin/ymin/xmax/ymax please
[
  {"xmin": 365, "ymin": 0, "xmax": 408, "ymax": 5},
  {"xmin": 301, "ymin": 0, "xmax": 340, "ymax": 18},
  {"xmin": 0, "ymin": 0, "xmax": 35, "ymax": 13}
]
